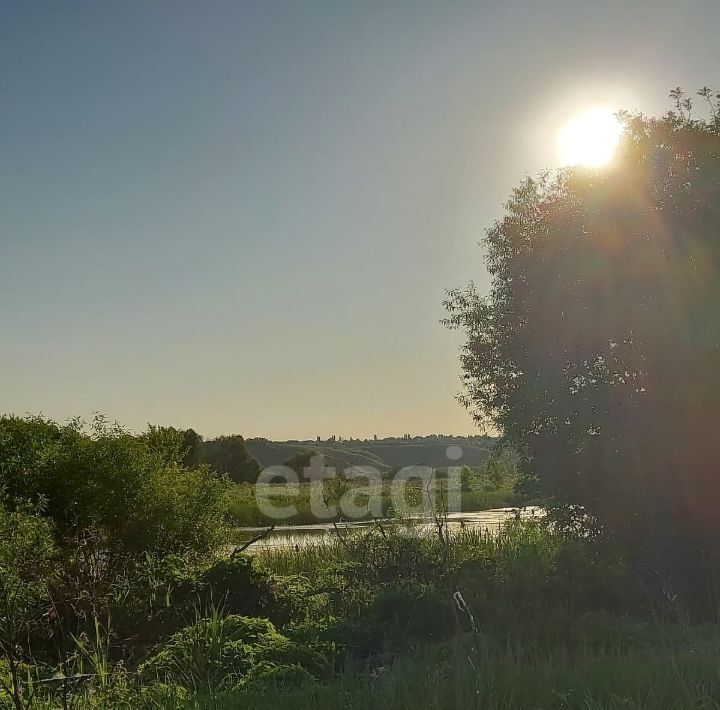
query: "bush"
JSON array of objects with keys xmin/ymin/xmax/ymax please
[
  {"xmin": 175, "ymin": 555, "xmax": 295, "ymax": 626},
  {"xmin": 452, "ymin": 518, "xmax": 643, "ymax": 631},
  {"xmin": 365, "ymin": 583, "xmax": 456, "ymax": 642},
  {"xmin": 0, "ymin": 415, "xmax": 229, "ymax": 558},
  {"xmin": 106, "ymin": 552, "xmax": 298, "ymax": 655},
  {"xmin": 0, "ymin": 502, "xmax": 59, "ymax": 707},
  {"xmin": 139, "ymin": 613, "xmax": 329, "ymax": 691}
]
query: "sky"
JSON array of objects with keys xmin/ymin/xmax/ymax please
[{"xmin": 2, "ymin": 1, "xmax": 718, "ymax": 440}]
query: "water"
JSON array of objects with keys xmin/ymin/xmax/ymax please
[{"xmin": 236, "ymin": 506, "xmax": 543, "ymax": 550}]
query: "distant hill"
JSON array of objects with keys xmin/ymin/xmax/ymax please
[{"xmin": 246, "ymin": 435, "xmax": 495, "ymax": 474}]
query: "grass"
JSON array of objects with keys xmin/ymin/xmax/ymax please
[
  {"xmin": 253, "ymin": 516, "xmax": 550, "ymax": 579},
  {"xmin": 225, "ymin": 473, "xmax": 518, "ymax": 528},
  {"xmin": 8, "ymin": 518, "xmax": 717, "ymax": 709},
  {"xmin": 58, "ymin": 626, "xmax": 720, "ymax": 709},
  {"xmin": 12, "ymin": 622, "xmax": 720, "ymax": 709},
  {"xmin": 219, "ymin": 637, "xmax": 720, "ymax": 710}
]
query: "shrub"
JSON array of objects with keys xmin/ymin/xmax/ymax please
[
  {"xmin": 365, "ymin": 583, "xmax": 456, "ymax": 642},
  {"xmin": 0, "ymin": 415, "xmax": 229, "ymax": 558},
  {"xmin": 0, "ymin": 502, "xmax": 59, "ymax": 708},
  {"xmin": 452, "ymin": 518, "xmax": 643, "ymax": 631},
  {"xmin": 459, "ymin": 466, "xmax": 475, "ymax": 492},
  {"xmin": 107, "ymin": 552, "xmax": 298, "ymax": 655},
  {"xmin": 139, "ymin": 613, "xmax": 329, "ymax": 691},
  {"xmin": 174, "ymin": 555, "xmax": 295, "ymax": 626}
]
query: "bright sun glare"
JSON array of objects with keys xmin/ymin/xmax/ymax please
[{"xmin": 558, "ymin": 108, "xmax": 622, "ymax": 167}]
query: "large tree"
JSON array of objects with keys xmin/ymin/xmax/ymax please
[{"xmin": 445, "ymin": 88, "xmax": 720, "ymax": 556}]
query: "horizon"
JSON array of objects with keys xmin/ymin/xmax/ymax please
[
  {"xmin": 0, "ymin": 408, "xmax": 493, "ymax": 443},
  {"xmin": 3, "ymin": 1, "xmax": 719, "ymax": 439}
]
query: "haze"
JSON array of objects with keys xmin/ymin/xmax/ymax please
[{"xmin": 2, "ymin": 1, "xmax": 718, "ymax": 439}]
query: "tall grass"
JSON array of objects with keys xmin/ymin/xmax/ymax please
[
  {"xmin": 225, "ymin": 476, "xmax": 518, "ymax": 528},
  {"xmin": 8, "ymin": 519, "xmax": 720, "ymax": 709},
  {"xmin": 254, "ymin": 516, "xmax": 551, "ymax": 578},
  {"xmin": 170, "ymin": 633, "xmax": 720, "ymax": 710},
  {"xmin": 12, "ymin": 623, "xmax": 720, "ymax": 709}
]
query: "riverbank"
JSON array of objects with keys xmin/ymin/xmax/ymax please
[
  {"xmin": 234, "ymin": 506, "xmax": 543, "ymax": 548},
  {"xmin": 228, "ymin": 519, "xmax": 720, "ymax": 709},
  {"xmin": 225, "ymin": 475, "xmax": 520, "ymax": 528},
  {"xmin": 8, "ymin": 511, "xmax": 720, "ymax": 708}
]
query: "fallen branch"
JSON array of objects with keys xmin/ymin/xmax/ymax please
[{"xmin": 231, "ymin": 525, "xmax": 276, "ymax": 555}]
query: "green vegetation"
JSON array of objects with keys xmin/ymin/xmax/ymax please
[
  {"xmin": 246, "ymin": 436, "xmax": 494, "ymax": 473},
  {"xmin": 1, "ymin": 412, "xmax": 719, "ymax": 709},
  {"xmin": 147, "ymin": 427, "xmax": 262, "ymax": 484},
  {"xmin": 445, "ymin": 86, "xmax": 720, "ymax": 581},
  {"xmin": 3, "ymin": 479, "xmax": 720, "ymax": 708},
  {"xmin": 4, "ymin": 90, "xmax": 720, "ymax": 708},
  {"xmin": 196, "ymin": 640, "xmax": 720, "ymax": 710},
  {"xmin": 225, "ymin": 461, "xmax": 518, "ymax": 528}
]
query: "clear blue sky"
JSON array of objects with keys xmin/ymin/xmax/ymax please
[{"xmin": 2, "ymin": 1, "xmax": 717, "ymax": 439}]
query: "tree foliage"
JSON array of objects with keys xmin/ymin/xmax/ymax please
[
  {"xmin": 283, "ymin": 450, "xmax": 315, "ymax": 476},
  {"xmin": 0, "ymin": 502, "xmax": 58, "ymax": 708},
  {"xmin": 0, "ymin": 415, "xmax": 229, "ymax": 557},
  {"xmin": 445, "ymin": 88, "xmax": 720, "ymax": 552},
  {"xmin": 197, "ymin": 435, "xmax": 262, "ymax": 484}
]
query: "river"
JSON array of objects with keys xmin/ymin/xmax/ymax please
[{"xmin": 236, "ymin": 506, "xmax": 543, "ymax": 550}]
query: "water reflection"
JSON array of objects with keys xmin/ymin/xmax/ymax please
[{"xmin": 237, "ymin": 506, "xmax": 543, "ymax": 550}]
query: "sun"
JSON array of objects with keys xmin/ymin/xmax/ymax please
[{"xmin": 557, "ymin": 108, "xmax": 622, "ymax": 167}]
